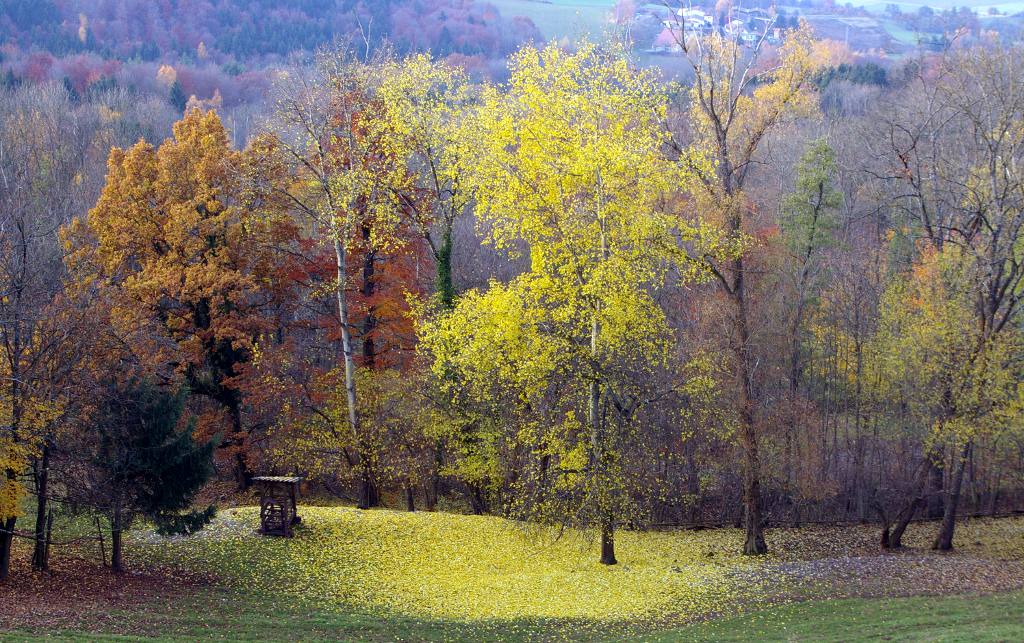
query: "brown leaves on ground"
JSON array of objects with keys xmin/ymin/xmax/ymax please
[
  {"xmin": 0, "ymin": 542, "xmax": 213, "ymax": 632},
  {"xmin": 729, "ymin": 518, "xmax": 1024, "ymax": 602}
]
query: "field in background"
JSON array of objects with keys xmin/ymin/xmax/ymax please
[
  {"xmin": 852, "ymin": 0, "xmax": 1024, "ymax": 11},
  {"xmin": 490, "ymin": 0, "xmax": 617, "ymax": 40}
]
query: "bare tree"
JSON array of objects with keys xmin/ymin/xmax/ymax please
[{"xmin": 670, "ymin": 18, "xmax": 818, "ymax": 554}]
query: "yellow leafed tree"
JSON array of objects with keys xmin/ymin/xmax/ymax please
[{"xmin": 420, "ymin": 42, "xmax": 712, "ymax": 565}]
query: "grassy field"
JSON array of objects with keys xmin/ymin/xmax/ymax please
[
  {"xmin": 3, "ymin": 507, "xmax": 1024, "ymax": 640},
  {"xmin": 131, "ymin": 507, "xmax": 758, "ymax": 626},
  {"xmin": 853, "ymin": 0, "xmax": 1024, "ymax": 10},
  {"xmin": 488, "ymin": 0, "xmax": 616, "ymax": 40},
  {"xmin": 2, "ymin": 586, "xmax": 1023, "ymax": 641},
  {"xmin": 663, "ymin": 591, "xmax": 1024, "ymax": 642}
]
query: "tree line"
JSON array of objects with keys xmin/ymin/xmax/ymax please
[
  {"xmin": 2, "ymin": 28, "xmax": 1024, "ymax": 579},
  {"xmin": 0, "ymin": 0, "xmax": 542, "ymax": 64}
]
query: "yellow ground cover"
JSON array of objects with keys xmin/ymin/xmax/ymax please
[{"xmin": 136, "ymin": 506, "xmax": 768, "ymax": 622}]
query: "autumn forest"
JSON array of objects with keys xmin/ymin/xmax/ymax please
[{"xmin": 2, "ymin": 5, "xmax": 1024, "ymax": 640}]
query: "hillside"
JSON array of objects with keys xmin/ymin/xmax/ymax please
[{"xmin": 0, "ymin": 0, "xmax": 544, "ymax": 64}]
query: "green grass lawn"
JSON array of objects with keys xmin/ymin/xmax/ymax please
[
  {"xmin": 880, "ymin": 18, "xmax": 923, "ymax": 46},
  {"xmin": 663, "ymin": 591, "xmax": 1024, "ymax": 642},
  {"xmin": 3, "ymin": 588, "xmax": 1023, "ymax": 641}
]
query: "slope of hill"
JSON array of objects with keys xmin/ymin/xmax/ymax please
[{"xmin": 0, "ymin": 0, "xmax": 544, "ymax": 64}]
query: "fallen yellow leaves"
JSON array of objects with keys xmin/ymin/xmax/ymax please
[
  {"xmin": 135, "ymin": 507, "xmax": 763, "ymax": 623},
  {"xmin": 132, "ymin": 508, "xmax": 1024, "ymax": 628}
]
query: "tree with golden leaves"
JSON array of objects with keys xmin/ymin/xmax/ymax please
[
  {"xmin": 421, "ymin": 42, "xmax": 712, "ymax": 564},
  {"xmin": 376, "ymin": 53, "xmax": 477, "ymax": 311},
  {"xmin": 63, "ymin": 109, "xmax": 299, "ymax": 489}
]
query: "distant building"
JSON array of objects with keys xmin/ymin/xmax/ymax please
[
  {"xmin": 648, "ymin": 3, "xmax": 778, "ymax": 52},
  {"xmin": 653, "ymin": 26, "xmax": 684, "ymax": 52},
  {"xmin": 735, "ymin": 7, "xmax": 771, "ymax": 19},
  {"xmin": 679, "ymin": 7, "xmax": 713, "ymax": 26},
  {"xmin": 724, "ymin": 18, "xmax": 746, "ymax": 36}
]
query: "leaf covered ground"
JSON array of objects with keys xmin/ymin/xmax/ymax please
[
  {"xmin": 134, "ymin": 509, "xmax": 1024, "ymax": 627},
  {"xmin": 4, "ymin": 509, "xmax": 1024, "ymax": 640}
]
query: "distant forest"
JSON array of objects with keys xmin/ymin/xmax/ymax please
[
  {"xmin": 0, "ymin": 0, "xmax": 541, "ymax": 60},
  {"xmin": 0, "ymin": 0, "xmax": 543, "ymax": 110}
]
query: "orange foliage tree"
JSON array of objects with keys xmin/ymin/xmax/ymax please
[{"xmin": 63, "ymin": 109, "xmax": 300, "ymax": 488}]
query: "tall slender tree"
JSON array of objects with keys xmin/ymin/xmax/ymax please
[
  {"xmin": 677, "ymin": 26, "xmax": 818, "ymax": 555},
  {"xmin": 778, "ymin": 138, "xmax": 842, "ymax": 520},
  {"xmin": 264, "ymin": 48, "xmax": 407, "ymax": 508}
]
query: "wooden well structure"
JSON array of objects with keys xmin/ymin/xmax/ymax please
[{"xmin": 253, "ymin": 476, "xmax": 302, "ymax": 537}]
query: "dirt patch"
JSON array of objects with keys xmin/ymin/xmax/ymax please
[{"xmin": 0, "ymin": 545, "xmax": 214, "ymax": 632}]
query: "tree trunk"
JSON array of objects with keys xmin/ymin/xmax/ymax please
[
  {"xmin": 111, "ymin": 510, "xmax": 124, "ymax": 574},
  {"xmin": 927, "ymin": 456, "xmax": 945, "ymax": 519},
  {"xmin": 32, "ymin": 443, "xmax": 50, "ymax": 571},
  {"xmin": 785, "ymin": 338, "xmax": 798, "ymax": 527},
  {"xmin": 357, "ymin": 469, "xmax": 379, "ymax": 510},
  {"xmin": 600, "ymin": 518, "xmax": 617, "ymax": 565},
  {"xmin": 43, "ymin": 510, "xmax": 53, "ymax": 569},
  {"xmin": 333, "ymin": 233, "xmax": 376, "ymax": 510},
  {"xmin": 888, "ymin": 498, "xmax": 920, "ymax": 549},
  {"xmin": 741, "ymin": 458, "xmax": 767, "ymax": 555},
  {"xmin": 405, "ymin": 485, "xmax": 415, "ymax": 512},
  {"xmin": 735, "ymin": 280, "xmax": 767, "ymax": 556},
  {"xmin": 468, "ymin": 485, "xmax": 486, "ymax": 515},
  {"xmin": 590, "ymin": 300, "xmax": 619, "ymax": 564},
  {"xmin": 988, "ymin": 484, "xmax": 1000, "ymax": 516},
  {"xmin": 426, "ymin": 228, "xmax": 455, "ymax": 514},
  {"xmin": 360, "ymin": 224, "xmax": 378, "ymax": 368},
  {"xmin": 786, "ymin": 233, "xmax": 816, "ymax": 529},
  {"xmin": 875, "ymin": 504, "xmax": 891, "ymax": 548},
  {"xmin": 588, "ymin": 219, "xmax": 618, "ymax": 565},
  {"xmin": 933, "ymin": 440, "xmax": 972, "ymax": 551},
  {"xmin": 2, "ymin": 350, "xmax": 22, "ymax": 581},
  {"xmin": 435, "ymin": 226, "xmax": 455, "ymax": 311},
  {"xmin": 0, "ymin": 516, "xmax": 14, "ymax": 581},
  {"xmin": 234, "ymin": 452, "xmax": 251, "ymax": 492},
  {"xmin": 889, "ymin": 456, "xmax": 933, "ymax": 548},
  {"xmin": 686, "ymin": 447, "xmax": 703, "ymax": 526},
  {"xmin": 229, "ymin": 403, "xmax": 251, "ymax": 491},
  {"xmin": 425, "ymin": 450, "xmax": 440, "ymax": 512}
]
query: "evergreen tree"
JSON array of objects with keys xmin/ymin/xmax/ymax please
[
  {"xmin": 87, "ymin": 379, "xmax": 215, "ymax": 573},
  {"xmin": 169, "ymin": 79, "xmax": 187, "ymax": 112},
  {"xmin": 436, "ymin": 26, "xmax": 455, "ymax": 56},
  {"xmin": 61, "ymin": 77, "xmax": 79, "ymax": 103},
  {"xmin": 1, "ymin": 69, "xmax": 20, "ymax": 90}
]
